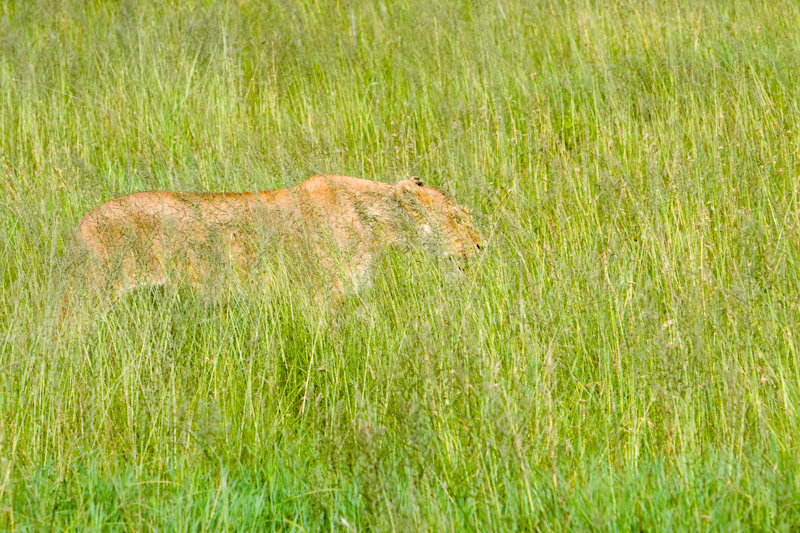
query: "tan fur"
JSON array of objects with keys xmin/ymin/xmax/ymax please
[{"xmin": 70, "ymin": 175, "xmax": 484, "ymax": 301}]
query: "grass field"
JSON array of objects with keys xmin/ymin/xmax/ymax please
[{"xmin": 2, "ymin": 0, "xmax": 800, "ymax": 529}]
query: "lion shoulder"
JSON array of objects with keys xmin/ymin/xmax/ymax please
[{"xmin": 296, "ymin": 174, "xmax": 393, "ymax": 199}]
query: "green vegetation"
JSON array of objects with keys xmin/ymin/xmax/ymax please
[{"xmin": 2, "ymin": 0, "xmax": 800, "ymax": 529}]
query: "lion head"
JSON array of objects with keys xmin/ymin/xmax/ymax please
[{"xmin": 394, "ymin": 176, "xmax": 485, "ymax": 260}]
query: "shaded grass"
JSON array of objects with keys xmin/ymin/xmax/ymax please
[
  {"xmin": 9, "ymin": 452, "xmax": 799, "ymax": 531},
  {"xmin": 2, "ymin": 0, "xmax": 800, "ymax": 529}
]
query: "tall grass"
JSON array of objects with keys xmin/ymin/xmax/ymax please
[{"xmin": 2, "ymin": 0, "xmax": 800, "ymax": 529}]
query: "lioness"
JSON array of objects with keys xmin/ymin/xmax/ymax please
[{"xmin": 69, "ymin": 175, "xmax": 484, "ymax": 303}]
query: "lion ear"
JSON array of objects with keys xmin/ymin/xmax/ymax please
[
  {"xmin": 395, "ymin": 176, "xmax": 426, "ymax": 198},
  {"xmin": 396, "ymin": 176, "xmax": 425, "ymax": 189}
]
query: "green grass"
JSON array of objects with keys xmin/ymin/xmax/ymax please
[{"xmin": 2, "ymin": 0, "xmax": 800, "ymax": 529}]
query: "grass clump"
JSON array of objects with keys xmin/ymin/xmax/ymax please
[{"xmin": 2, "ymin": 0, "xmax": 800, "ymax": 529}]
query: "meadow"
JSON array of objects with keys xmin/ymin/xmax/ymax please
[{"xmin": 2, "ymin": 0, "xmax": 800, "ymax": 529}]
